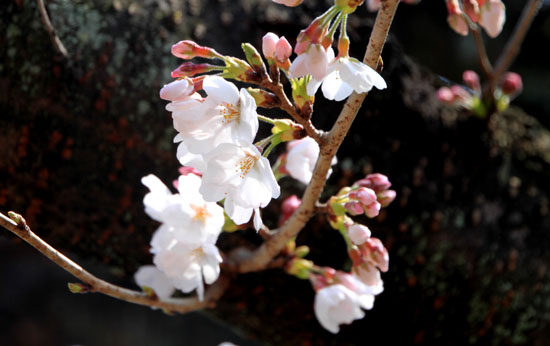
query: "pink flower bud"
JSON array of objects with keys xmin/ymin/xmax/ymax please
[
  {"xmin": 274, "ymin": 36, "xmax": 292, "ymax": 63},
  {"xmin": 345, "ymin": 202, "xmax": 364, "ymax": 216},
  {"xmin": 171, "ymin": 40, "xmax": 221, "ymax": 60},
  {"xmin": 348, "ymin": 224, "xmax": 371, "ymax": 245},
  {"xmin": 437, "ymin": 87, "xmax": 455, "ymax": 104},
  {"xmin": 463, "ymin": 0, "xmax": 480, "ymax": 23},
  {"xmin": 171, "ymin": 62, "xmax": 221, "ymax": 78},
  {"xmin": 356, "ymin": 187, "xmax": 377, "ymax": 206},
  {"xmin": 450, "ymin": 85, "xmax": 472, "ymax": 103},
  {"xmin": 366, "ymin": 0, "xmax": 380, "ymax": 12},
  {"xmin": 446, "ymin": 0, "xmax": 469, "ymax": 36},
  {"xmin": 295, "ymin": 16, "xmax": 327, "ymax": 54},
  {"xmin": 479, "ymin": 0, "xmax": 505, "ymax": 38},
  {"xmin": 501, "ymin": 72, "xmax": 522, "ymax": 96},
  {"xmin": 262, "ymin": 33, "xmax": 279, "ymax": 59},
  {"xmin": 354, "ymin": 173, "xmax": 391, "ymax": 193},
  {"xmin": 272, "ymin": 0, "xmax": 304, "ymax": 7},
  {"xmin": 279, "ymin": 195, "xmax": 301, "ymax": 226},
  {"xmin": 365, "ymin": 201, "xmax": 381, "ymax": 218},
  {"xmin": 462, "ymin": 70, "xmax": 481, "ymax": 93},
  {"xmin": 377, "ymin": 189, "xmax": 396, "ymax": 207},
  {"xmin": 360, "ymin": 237, "xmax": 389, "ymax": 272}
]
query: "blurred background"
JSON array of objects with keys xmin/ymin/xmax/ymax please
[{"xmin": 1, "ymin": 0, "xmax": 550, "ymax": 345}]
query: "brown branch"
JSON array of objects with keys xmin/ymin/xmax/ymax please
[
  {"xmin": 36, "ymin": 0, "xmax": 69, "ymax": 59},
  {"xmin": 471, "ymin": 26, "xmax": 493, "ymax": 79},
  {"xmin": 491, "ymin": 0, "xmax": 542, "ymax": 90},
  {"xmin": 0, "ymin": 211, "xmax": 228, "ymax": 313},
  {"xmin": 234, "ymin": 0, "xmax": 401, "ymax": 273}
]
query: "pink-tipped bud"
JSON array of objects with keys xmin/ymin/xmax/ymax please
[
  {"xmin": 355, "ymin": 173, "xmax": 392, "ymax": 193},
  {"xmin": 345, "ymin": 202, "xmax": 364, "ymax": 216},
  {"xmin": 262, "ymin": 33, "xmax": 279, "ymax": 59},
  {"xmin": 360, "ymin": 237, "xmax": 389, "ymax": 272},
  {"xmin": 354, "ymin": 187, "xmax": 378, "ymax": 206},
  {"xmin": 377, "ymin": 190, "xmax": 396, "ymax": 207},
  {"xmin": 437, "ymin": 87, "xmax": 455, "ymax": 104},
  {"xmin": 479, "ymin": 0, "xmax": 505, "ymax": 38},
  {"xmin": 501, "ymin": 72, "xmax": 522, "ymax": 96},
  {"xmin": 450, "ymin": 85, "xmax": 472, "ymax": 103},
  {"xmin": 279, "ymin": 195, "xmax": 301, "ymax": 226},
  {"xmin": 272, "ymin": 0, "xmax": 304, "ymax": 7},
  {"xmin": 462, "ymin": 70, "xmax": 481, "ymax": 92},
  {"xmin": 160, "ymin": 78, "xmax": 194, "ymax": 101},
  {"xmin": 171, "ymin": 40, "xmax": 222, "ymax": 60},
  {"xmin": 274, "ymin": 36, "xmax": 292, "ymax": 63},
  {"xmin": 295, "ymin": 16, "xmax": 327, "ymax": 54},
  {"xmin": 463, "ymin": 0, "xmax": 480, "ymax": 23},
  {"xmin": 446, "ymin": 0, "xmax": 469, "ymax": 36},
  {"xmin": 365, "ymin": 201, "xmax": 381, "ymax": 218},
  {"xmin": 171, "ymin": 62, "xmax": 221, "ymax": 78},
  {"xmin": 348, "ymin": 224, "xmax": 371, "ymax": 245}
]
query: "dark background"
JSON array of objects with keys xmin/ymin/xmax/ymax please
[{"xmin": 1, "ymin": 0, "xmax": 550, "ymax": 345}]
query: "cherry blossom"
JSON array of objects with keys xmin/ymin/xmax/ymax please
[
  {"xmin": 307, "ymin": 56, "xmax": 387, "ymax": 101},
  {"xmin": 314, "ymin": 284, "xmax": 367, "ymax": 334},
  {"xmin": 199, "ymin": 142, "xmax": 280, "ymax": 230},
  {"xmin": 134, "ymin": 265, "xmax": 176, "ymax": 299},
  {"xmin": 166, "ymin": 76, "xmax": 259, "ymax": 155},
  {"xmin": 285, "ymin": 137, "xmax": 337, "ymax": 185},
  {"xmin": 289, "ymin": 44, "xmax": 332, "ymax": 81},
  {"xmin": 479, "ymin": 0, "xmax": 505, "ymax": 38}
]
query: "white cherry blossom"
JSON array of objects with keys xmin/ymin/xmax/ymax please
[
  {"xmin": 289, "ymin": 44, "xmax": 333, "ymax": 81},
  {"xmin": 167, "ymin": 75, "xmax": 259, "ymax": 155},
  {"xmin": 199, "ymin": 142, "xmax": 280, "ymax": 230},
  {"xmin": 134, "ymin": 265, "xmax": 176, "ymax": 299},
  {"xmin": 285, "ymin": 137, "xmax": 337, "ymax": 185},
  {"xmin": 314, "ymin": 284, "xmax": 366, "ymax": 334},
  {"xmin": 307, "ymin": 57, "xmax": 387, "ymax": 101}
]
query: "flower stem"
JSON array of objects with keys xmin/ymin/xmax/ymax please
[{"xmin": 258, "ymin": 114, "xmax": 275, "ymax": 124}]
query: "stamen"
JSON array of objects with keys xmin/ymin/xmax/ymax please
[
  {"xmin": 235, "ymin": 152, "xmax": 258, "ymax": 179},
  {"xmin": 219, "ymin": 101, "xmax": 240, "ymax": 124}
]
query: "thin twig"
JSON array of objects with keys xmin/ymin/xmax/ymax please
[
  {"xmin": 234, "ymin": 0, "xmax": 401, "ymax": 273},
  {"xmin": 471, "ymin": 26, "xmax": 493, "ymax": 78},
  {"xmin": 0, "ymin": 211, "xmax": 228, "ymax": 313},
  {"xmin": 492, "ymin": 0, "xmax": 542, "ymax": 89},
  {"xmin": 36, "ymin": 0, "xmax": 69, "ymax": 59},
  {"xmin": 263, "ymin": 80, "xmax": 323, "ymax": 142}
]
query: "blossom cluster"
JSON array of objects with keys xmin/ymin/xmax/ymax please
[
  {"xmin": 446, "ymin": 0, "xmax": 506, "ymax": 38},
  {"xmin": 135, "ymin": 172, "xmax": 224, "ymax": 301}
]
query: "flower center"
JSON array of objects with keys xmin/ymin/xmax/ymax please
[
  {"xmin": 218, "ymin": 101, "xmax": 240, "ymax": 124},
  {"xmin": 190, "ymin": 204, "xmax": 211, "ymax": 223},
  {"xmin": 235, "ymin": 152, "xmax": 258, "ymax": 179}
]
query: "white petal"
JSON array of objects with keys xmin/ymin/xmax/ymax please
[
  {"xmin": 289, "ymin": 54, "xmax": 308, "ymax": 79},
  {"xmin": 253, "ymin": 208, "xmax": 263, "ymax": 231},
  {"xmin": 203, "ymin": 76, "xmax": 240, "ymax": 104},
  {"xmin": 134, "ymin": 265, "xmax": 176, "ymax": 299}
]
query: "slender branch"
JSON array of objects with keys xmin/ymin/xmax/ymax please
[
  {"xmin": 36, "ymin": 0, "xmax": 69, "ymax": 59},
  {"xmin": 263, "ymin": 81, "xmax": 323, "ymax": 142},
  {"xmin": 492, "ymin": 0, "xmax": 542, "ymax": 89},
  {"xmin": 471, "ymin": 26, "xmax": 493, "ymax": 78},
  {"xmin": 234, "ymin": 0, "xmax": 401, "ymax": 273},
  {"xmin": 0, "ymin": 211, "xmax": 228, "ymax": 313}
]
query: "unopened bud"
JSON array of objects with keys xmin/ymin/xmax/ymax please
[
  {"xmin": 68, "ymin": 282, "xmax": 90, "ymax": 294},
  {"xmin": 171, "ymin": 40, "xmax": 223, "ymax": 60},
  {"xmin": 286, "ymin": 258, "xmax": 314, "ymax": 279},
  {"xmin": 279, "ymin": 195, "xmax": 301, "ymax": 226},
  {"xmin": 360, "ymin": 237, "xmax": 389, "ymax": 272},
  {"xmin": 295, "ymin": 16, "xmax": 327, "ymax": 54},
  {"xmin": 446, "ymin": 0, "xmax": 469, "ymax": 36},
  {"xmin": 345, "ymin": 202, "xmax": 364, "ymax": 216},
  {"xmin": 463, "ymin": 0, "xmax": 480, "ymax": 23},
  {"xmin": 365, "ymin": 201, "xmax": 381, "ymax": 218},
  {"xmin": 294, "ymin": 245, "xmax": 310, "ymax": 258},
  {"xmin": 377, "ymin": 189, "xmax": 396, "ymax": 207},
  {"xmin": 262, "ymin": 33, "xmax": 278, "ymax": 59},
  {"xmin": 272, "ymin": 0, "xmax": 304, "ymax": 7},
  {"xmin": 171, "ymin": 62, "xmax": 222, "ymax": 78},
  {"xmin": 463, "ymin": 70, "xmax": 481, "ymax": 93},
  {"xmin": 242, "ymin": 43, "xmax": 267, "ymax": 76},
  {"xmin": 351, "ymin": 187, "xmax": 377, "ymax": 206},
  {"xmin": 348, "ymin": 223, "xmax": 371, "ymax": 245},
  {"xmin": 355, "ymin": 173, "xmax": 391, "ymax": 193},
  {"xmin": 247, "ymin": 88, "xmax": 280, "ymax": 108},
  {"xmin": 501, "ymin": 72, "xmax": 522, "ymax": 96},
  {"xmin": 450, "ymin": 85, "xmax": 472, "ymax": 103},
  {"xmin": 437, "ymin": 87, "xmax": 455, "ymax": 104}
]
